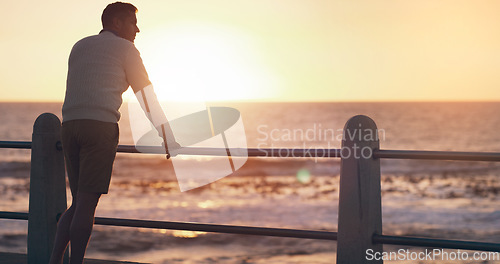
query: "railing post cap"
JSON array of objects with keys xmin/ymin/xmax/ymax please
[
  {"xmin": 33, "ymin": 113, "xmax": 61, "ymax": 133},
  {"xmin": 344, "ymin": 115, "xmax": 377, "ymax": 130}
]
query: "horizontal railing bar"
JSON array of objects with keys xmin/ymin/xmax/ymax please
[
  {"xmin": 2, "ymin": 211, "xmax": 499, "ymax": 252},
  {"xmin": 2, "ymin": 140, "xmax": 500, "ymax": 161},
  {"xmin": 116, "ymin": 145, "xmax": 342, "ymax": 158},
  {"xmin": 374, "ymin": 234, "xmax": 500, "ymax": 252},
  {"xmin": 0, "ymin": 141, "xmax": 31, "ymax": 149},
  {"xmin": 0, "ymin": 211, "xmax": 29, "ymax": 220},
  {"xmin": 374, "ymin": 149, "xmax": 500, "ymax": 161},
  {"xmin": 94, "ymin": 216, "xmax": 337, "ymax": 241}
]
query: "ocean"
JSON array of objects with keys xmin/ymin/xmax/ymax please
[{"xmin": 0, "ymin": 102, "xmax": 499, "ymax": 263}]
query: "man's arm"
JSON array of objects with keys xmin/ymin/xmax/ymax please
[
  {"xmin": 124, "ymin": 45, "xmax": 180, "ymax": 157},
  {"xmin": 134, "ymin": 84, "xmax": 176, "ymax": 142},
  {"xmin": 135, "ymin": 84, "xmax": 180, "ymax": 159}
]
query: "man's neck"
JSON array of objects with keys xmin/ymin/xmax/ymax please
[{"xmin": 99, "ymin": 29, "xmax": 120, "ymax": 37}]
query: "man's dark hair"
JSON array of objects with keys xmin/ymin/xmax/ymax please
[{"xmin": 101, "ymin": 2, "xmax": 138, "ymax": 28}]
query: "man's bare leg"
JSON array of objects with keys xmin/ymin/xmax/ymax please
[
  {"xmin": 68, "ymin": 191, "xmax": 101, "ymax": 264},
  {"xmin": 49, "ymin": 202, "xmax": 76, "ymax": 264}
]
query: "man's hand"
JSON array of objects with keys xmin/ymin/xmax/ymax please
[
  {"xmin": 162, "ymin": 141, "xmax": 181, "ymax": 159},
  {"xmin": 156, "ymin": 123, "xmax": 179, "ymax": 159}
]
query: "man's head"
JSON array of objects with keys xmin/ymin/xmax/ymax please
[{"xmin": 101, "ymin": 2, "xmax": 139, "ymax": 42}]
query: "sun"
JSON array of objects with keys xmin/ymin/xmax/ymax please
[{"xmin": 126, "ymin": 21, "xmax": 280, "ymax": 102}]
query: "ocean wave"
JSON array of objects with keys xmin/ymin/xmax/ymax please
[{"xmin": 0, "ymin": 161, "xmax": 30, "ymax": 178}]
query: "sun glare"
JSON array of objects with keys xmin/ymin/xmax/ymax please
[{"xmin": 128, "ymin": 22, "xmax": 280, "ymax": 102}]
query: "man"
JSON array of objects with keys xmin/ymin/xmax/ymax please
[{"xmin": 49, "ymin": 2, "xmax": 178, "ymax": 264}]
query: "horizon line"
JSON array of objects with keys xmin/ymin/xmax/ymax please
[{"xmin": 3, "ymin": 99, "xmax": 500, "ymax": 104}]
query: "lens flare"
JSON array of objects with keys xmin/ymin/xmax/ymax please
[{"xmin": 296, "ymin": 169, "xmax": 311, "ymax": 184}]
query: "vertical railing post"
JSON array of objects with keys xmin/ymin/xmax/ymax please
[
  {"xmin": 337, "ymin": 115, "xmax": 383, "ymax": 263},
  {"xmin": 28, "ymin": 113, "xmax": 67, "ymax": 264}
]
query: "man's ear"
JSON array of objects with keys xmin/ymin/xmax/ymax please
[{"xmin": 112, "ymin": 16, "xmax": 123, "ymax": 30}]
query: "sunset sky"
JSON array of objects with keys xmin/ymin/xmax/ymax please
[{"xmin": 1, "ymin": 0, "xmax": 500, "ymax": 102}]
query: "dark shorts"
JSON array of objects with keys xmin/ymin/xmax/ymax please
[{"xmin": 61, "ymin": 119, "xmax": 119, "ymax": 194}]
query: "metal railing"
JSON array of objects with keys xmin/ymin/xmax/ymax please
[{"xmin": 0, "ymin": 113, "xmax": 499, "ymax": 264}]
